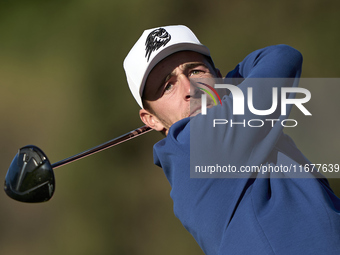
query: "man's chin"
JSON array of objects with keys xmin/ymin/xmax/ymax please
[
  {"xmin": 189, "ymin": 109, "xmax": 201, "ymax": 117},
  {"xmin": 189, "ymin": 104, "xmax": 214, "ymax": 117}
]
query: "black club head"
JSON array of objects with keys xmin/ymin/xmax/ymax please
[{"xmin": 4, "ymin": 145, "xmax": 55, "ymax": 203}]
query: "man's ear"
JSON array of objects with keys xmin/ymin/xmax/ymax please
[{"xmin": 139, "ymin": 109, "xmax": 165, "ymax": 132}]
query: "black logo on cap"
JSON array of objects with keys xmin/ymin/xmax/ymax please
[{"xmin": 145, "ymin": 28, "xmax": 171, "ymax": 62}]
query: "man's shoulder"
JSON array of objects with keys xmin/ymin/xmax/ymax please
[
  {"xmin": 153, "ymin": 117, "xmax": 191, "ymax": 167},
  {"xmin": 155, "ymin": 117, "xmax": 191, "ymax": 148}
]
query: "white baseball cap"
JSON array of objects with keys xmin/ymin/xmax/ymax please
[{"xmin": 123, "ymin": 25, "xmax": 211, "ymax": 108}]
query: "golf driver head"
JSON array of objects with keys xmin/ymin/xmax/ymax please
[{"xmin": 4, "ymin": 145, "xmax": 55, "ymax": 203}]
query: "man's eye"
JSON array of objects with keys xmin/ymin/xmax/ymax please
[
  {"xmin": 190, "ymin": 70, "xmax": 203, "ymax": 76},
  {"xmin": 164, "ymin": 83, "xmax": 173, "ymax": 92}
]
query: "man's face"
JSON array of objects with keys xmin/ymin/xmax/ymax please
[{"xmin": 139, "ymin": 51, "xmax": 219, "ymax": 135}]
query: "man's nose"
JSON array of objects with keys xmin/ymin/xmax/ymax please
[{"xmin": 179, "ymin": 75, "xmax": 203, "ymax": 99}]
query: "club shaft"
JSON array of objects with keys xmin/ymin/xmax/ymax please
[{"xmin": 51, "ymin": 125, "xmax": 152, "ymax": 169}]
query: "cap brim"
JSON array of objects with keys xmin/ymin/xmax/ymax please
[{"xmin": 139, "ymin": 42, "xmax": 211, "ymax": 101}]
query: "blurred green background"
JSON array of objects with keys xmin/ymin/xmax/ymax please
[{"xmin": 0, "ymin": 0, "xmax": 339, "ymax": 254}]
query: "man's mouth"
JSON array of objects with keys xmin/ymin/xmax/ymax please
[
  {"xmin": 189, "ymin": 106, "xmax": 201, "ymax": 117},
  {"xmin": 189, "ymin": 104, "xmax": 214, "ymax": 117}
]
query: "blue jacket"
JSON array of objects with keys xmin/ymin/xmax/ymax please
[{"xmin": 153, "ymin": 45, "xmax": 340, "ymax": 255}]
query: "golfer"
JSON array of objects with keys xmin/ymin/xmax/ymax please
[{"xmin": 124, "ymin": 25, "xmax": 340, "ymax": 254}]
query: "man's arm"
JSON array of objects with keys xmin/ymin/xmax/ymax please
[
  {"xmin": 191, "ymin": 45, "xmax": 303, "ymax": 175},
  {"xmin": 226, "ymin": 44, "xmax": 303, "ymax": 79}
]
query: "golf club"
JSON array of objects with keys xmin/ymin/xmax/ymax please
[{"xmin": 4, "ymin": 125, "xmax": 152, "ymax": 203}]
